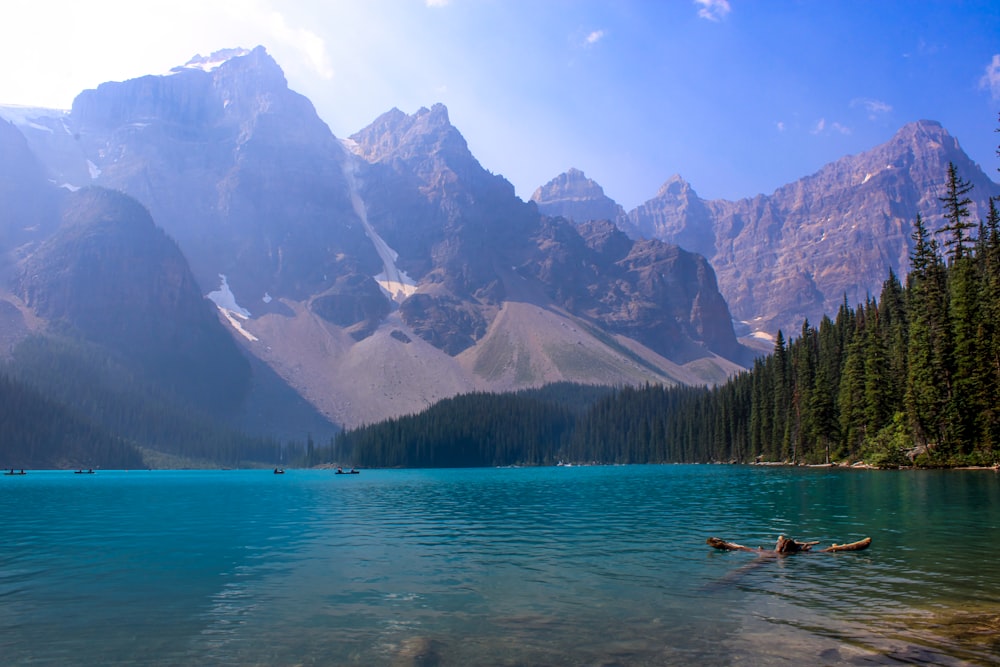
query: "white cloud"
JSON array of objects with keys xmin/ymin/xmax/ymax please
[
  {"xmin": 811, "ymin": 118, "xmax": 851, "ymax": 136},
  {"xmin": 695, "ymin": 0, "xmax": 731, "ymax": 22},
  {"xmin": 980, "ymin": 54, "xmax": 1000, "ymax": 100},
  {"xmin": 850, "ymin": 97, "xmax": 892, "ymax": 120},
  {"xmin": 776, "ymin": 121, "xmax": 785, "ymax": 132},
  {"xmin": 585, "ymin": 30, "xmax": 606, "ymax": 46},
  {"xmin": 426, "ymin": 0, "xmax": 450, "ymax": 6},
  {"xmin": 252, "ymin": 7, "xmax": 333, "ymax": 79}
]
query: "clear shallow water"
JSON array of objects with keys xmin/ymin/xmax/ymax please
[{"xmin": 1, "ymin": 465, "xmax": 999, "ymax": 666}]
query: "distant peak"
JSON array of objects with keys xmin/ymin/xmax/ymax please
[
  {"xmin": 893, "ymin": 119, "xmax": 950, "ymax": 141},
  {"xmin": 533, "ymin": 168, "xmax": 606, "ymax": 196},
  {"xmin": 656, "ymin": 174, "xmax": 694, "ymax": 198},
  {"xmin": 414, "ymin": 103, "xmax": 452, "ymax": 127},
  {"xmin": 179, "ymin": 48, "xmax": 252, "ymax": 73}
]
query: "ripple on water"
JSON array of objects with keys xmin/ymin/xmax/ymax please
[{"xmin": 1, "ymin": 466, "xmax": 999, "ymax": 665}]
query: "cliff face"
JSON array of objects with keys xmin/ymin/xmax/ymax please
[
  {"xmin": 538, "ymin": 121, "xmax": 1000, "ymax": 336},
  {"xmin": 519, "ymin": 218, "xmax": 743, "ymax": 363}
]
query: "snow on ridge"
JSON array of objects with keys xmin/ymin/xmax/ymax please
[
  {"xmin": 87, "ymin": 160, "xmax": 101, "ymax": 180},
  {"xmin": 340, "ymin": 151, "xmax": 417, "ymax": 303},
  {"xmin": 177, "ymin": 48, "xmax": 252, "ymax": 74}
]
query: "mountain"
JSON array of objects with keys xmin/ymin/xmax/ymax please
[
  {"xmin": 0, "ymin": 111, "xmax": 337, "ymax": 465},
  {"xmin": 531, "ymin": 168, "xmax": 626, "ymax": 225},
  {"xmin": 16, "ymin": 187, "xmax": 252, "ymax": 412},
  {"xmin": 2, "ymin": 48, "xmax": 749, "ymax": 429},
  {"xmin": 535, "ymin": 121, "xmax": 1000, "ymax": 336}
]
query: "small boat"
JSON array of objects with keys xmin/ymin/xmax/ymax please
[
  {"xmin": 4, "ymin": 469, "xmax": 26, "ymax": 476},
  {"xmin": 74, "ymin": 469, "xmax": 95, "ymax": 474},
  {"xmin": 335, "ymin": 467, "xmax": 360, "ymax": 475},
  {"xmin": 273, "ymin": 468, "xmax": 285, "ymax": 475}
]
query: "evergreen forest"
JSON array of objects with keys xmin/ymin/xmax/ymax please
[{"xmin": 1, "ymin": 335, "xmax": 291, "ymax": 469}]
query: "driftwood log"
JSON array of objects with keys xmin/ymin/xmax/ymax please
[{"xmin": 707, "ymin": 535, "xmax": 871, "ymax": 554}]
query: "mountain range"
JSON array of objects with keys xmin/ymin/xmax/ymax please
[
  {"xmin": 533, "ymin": 122, "xmax": 1000, "ymax": 336},
  {"xmin": 1, "ymin": 47, "xmax": 747, "ymax": 447},
  {"xmin": 1, "ymin": 46, "xmax": 998, "ymax": 464}
]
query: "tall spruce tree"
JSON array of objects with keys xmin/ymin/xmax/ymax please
[
  {"xmin": 905, "ymin": 214, "xmax": 952, "ymax": 455},
  {"xmin": 939, "ymin": 162, "xmax": 976, "ymax": 261}
]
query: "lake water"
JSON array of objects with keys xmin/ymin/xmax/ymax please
[{"xmin": 2, "ymin": 465, "xmax": 999, "ymax": 665}]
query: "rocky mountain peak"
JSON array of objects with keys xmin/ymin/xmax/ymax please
[
  {"xmin": 350, "ymin": 103, "xmax": 472, "ymax": 169},
  {"xmin": 629, "ymin": 173, "xmax": 715, "ymax": 259},
  {"xmin": 70, "ymin": 45, "xmax": 290, "ymax": 132},
  {"xmin": 656, "ymin": 174, "xmax": 695, "ymax": 198},
  {"xmin": 531, "ymin": 168, "xmax": 626, "ymax": 225},
  {"xmin": 532, "ymin": 167, "xmax": 608, "ymax": 202}
]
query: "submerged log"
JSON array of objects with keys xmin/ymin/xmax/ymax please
[
  {"xmin": 818, "ymin": 536, "xmax": 872, "ymax": 552},
  {"xmin": 707, "ymin": 535, "xmax": 871, "ymax": 554}
]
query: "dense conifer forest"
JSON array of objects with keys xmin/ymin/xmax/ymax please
[
  {"xmin": 335, "ymin": 139, "xmax": 1000, "ymax": 469},
  {"xmin": 1, "ymin": 335, "xmax": 287, "ymax": 468}
]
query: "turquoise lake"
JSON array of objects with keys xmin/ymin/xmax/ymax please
[{"xmin": 2, "ymin": 465, "xmax": 999, "ymax": 665}]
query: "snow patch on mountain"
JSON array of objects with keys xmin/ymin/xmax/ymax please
[
  {"xmin": 207, "ymin": 274, "xmax": 250, "ymax": 316},
  {"xmin": 207, "ymin": 274, "xmax": 258, "ymax": 342},
  {"xmin": 172, "ymin": 48, "xmax": 251, "ymax": 74},
  {"xmin": 339, "ymin": 145, "xmax": 417, "ymax": 303}
]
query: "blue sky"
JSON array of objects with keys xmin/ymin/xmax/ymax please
[{"xmin": 2, "ymin": 0, "xmax": 998, "ymax": 208}]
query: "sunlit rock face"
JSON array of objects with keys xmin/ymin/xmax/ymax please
[{"xmin": 538, "ymin": 121, "xmax": 1000, "ymax": 336}]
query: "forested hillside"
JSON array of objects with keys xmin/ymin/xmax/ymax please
[
  {"xmin": 0, "ymin": 371, "xmax": 145, "ymax": 470},
  {"xmin": 335, "ymin": 149, "xmax": 1000, "ymax": 469},
  {"xmin": 2, "ymin": 336, "xmax": 288, "ymax": 468}
]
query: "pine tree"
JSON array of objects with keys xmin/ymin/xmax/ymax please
[
  {"xmin": 938, "ymin": 162, "xmax": 976, "ymax": 261},
  {"xmin": 905, "ymin": 215, "xmax": 952, "ymax": 454},
  {"xmin": 838, "ymin": 312, "xmax": 867, "ymax": 457},
  {"xmin": 771, "ymin": 331, "xmax": 792, "ymax": 460}
]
